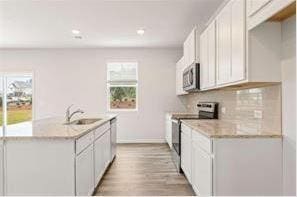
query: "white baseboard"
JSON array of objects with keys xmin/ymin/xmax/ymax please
[{"xmin": 117, "ymin": 139, "xmax": 166, "ymax": 143}]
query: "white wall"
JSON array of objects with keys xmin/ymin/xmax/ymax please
[
  {"xmin": 281, "ymin": 15, "xmax": 296, "ymax": 196},
  {"xmin": 0, "ymin": 48, "xmax": 185, "ymax": 143}
]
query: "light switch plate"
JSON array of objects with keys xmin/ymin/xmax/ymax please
[
  {"xmin": 221, "ymin": 107, "xmax": 226, "ymax": 114},
  {"xmin": 254, "ymin": 110, "xmax": 263, "ymax": 119}
]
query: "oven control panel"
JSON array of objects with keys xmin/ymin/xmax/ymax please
[{"xmin": 197, "ymin": 102, "xmax": 219, "ymax": 119}]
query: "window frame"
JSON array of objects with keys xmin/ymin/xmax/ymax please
[
  {"xmin": 0, "ymin": 72, "xmax": 34, "ymax": 136},
  {"xmin": 106, "ymin": 62, "xmax": 138, "ymax": 112}
]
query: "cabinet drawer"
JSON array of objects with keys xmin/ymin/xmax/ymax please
[
  {"xmin": 76, "ymin": 131, "xmax": 94, "ymax": 155},
  {"xmin": 95, "ymin": 122, "xmax": 110, "ymax": 139},
  {"xmin": 192, "ymin": 130, "xmax": 212, "ymax": 154},
  {"xmin": 181, "ymin": 124, "xmax": 191, "ymax": 137}
]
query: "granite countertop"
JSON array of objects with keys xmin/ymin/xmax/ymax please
[
  {"xmin": 181, "ymin": 119, "xmax": 282, "ymax": 138},
  {"xmin": 0, "ymin": 114, "xmax": 117, "ymax": 140}
]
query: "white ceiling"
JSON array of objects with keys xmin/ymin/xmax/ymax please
[{"xmin": 0, "ymin": 0, "xmax": 223, "ymax": 48}]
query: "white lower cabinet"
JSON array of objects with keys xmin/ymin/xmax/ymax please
[
  {"xmin": 181, "ymin": 127, "xmax": 191, "ymax": 182},
  {"xmin": 165, "ymin": 114, "xmax": 172, "ymax": 149},
  {"xmin": 103, "ymin": 129, "xmax": 111, "ymax": 168},
  {"xmin": 94, "ymin": 134, "xmax": 106, "ymax": 184},
  {"xmin": 94, "ymin": 129, "xmax": 111, "ymax": 192},
  {"xmin": 191, "ymin": 141, "xmax": 212, "ymax": 196},
  {"xmin": 2, "ymin": 119, "xmax": 116, "ymax": 196},
  {"xmin": 76, "ymin": 144, "xmax": 94, "ymax": 196},
  {"xmin": 182, "ymin": 123, "xmax": 282, "ymax": 196}
]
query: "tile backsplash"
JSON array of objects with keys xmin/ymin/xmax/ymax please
[{"xmin": 181, "ymin": 85, "xmax": 281, "ymax": 132}]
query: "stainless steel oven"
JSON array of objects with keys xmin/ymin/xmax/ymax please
[
  {"xmin": 183, "ymin": 63, "xmax": 200, "ymax": 92},
  {"xmin": 171, "ymin": 119, "xmax": 180, "ymax": 171},
  {"xmin": 171, "ymin": 102, "xmax": 218, "ymax": 173}
]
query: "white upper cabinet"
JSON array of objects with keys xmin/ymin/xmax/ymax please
[
  {"xmin": 247, "ymin": 0, "xmax": 295, "ymax": 30},
  {"xmin": 200, "ymin": 30, "xmax": 208, "ymax": 89},
  {"xmin": 247, "ymin": 0, "xmax": 272, "ymax": 16},
  {"xmin": 207, "ymin": 22, "xmax": 216, "ymax": 88},
  {"xmin": 178, "ymin": 0, "xmax": 285, "ymax": 92},
  {"xmin": 230, "ymin": 0, "xmax": 245, "ymax": 82},
  {"xmin": 216, "ymin": 0, "xmax": 245, "ymax": 85},
  {"xmin": 183, "ymin": 27, "xmax": 199, "ymax": 67},
  {"xmin": 176, "ymin": 56, "xmax": 188, "ymax": 95},
  {"xmin": 197, "ymin": 0, "xmax": 282, "ymax": 91},
  {"xmin": 216, "ymin": 2, "xmax": 232, "ymax": 85},
  {"xmin": 200, "ymin": 21, "xmax": 216, "ymax": 89},
  {"xmin": 188, "ymin": 28, "xmax": 197, "ymax": 66}
]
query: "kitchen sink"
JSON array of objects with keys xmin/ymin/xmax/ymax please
[{"xmin": 67, "ymin": 118, "xmax": 102, "ymax": 125}]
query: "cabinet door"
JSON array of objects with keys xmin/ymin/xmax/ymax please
[
  {"xmin": 110, "ymin": 120, "xmax": 117, "ymax": 160},
  {"xmin": 183, "ymin": 39, "xmax": 189, "ymax": 67},
  {"xmin": 181, "ymin": 132, "xmax": 191, "ymax": 182},
  {"xmin": 76, "ymin": 145, "xmax": 94, "ymax": 196},
  {"xmin": 216, "ymin": 3, "xmax": 232, "ymax": 85},
  {"xmin": 103, "ymin": 130, "xmax": 111, "ymax": 168},
  {"xmin": 192, "ymin": 143, "xmax": 212, "ymax": 196},
  {"xmin": 94, "ymin": 136, "xmax": 105, "ymax": 185},
  {"xmin": 200, "ymin": 30, "xmax": 208, "ymax": 89},
  {"xmin": 230, "ymin": 0, "xmax": 245, "ymax": 82},
  {"xmin": 188, "ymin": 28, "xmax": 196, "ymax": 66},
  {"xmin": 201, "ymin": 22, "xmax": 216, "ymax": 89},
  {"xmin": 207, "ymin": 21, "xmax": 216, "ymax": 88},
  {"xmin": 165, "ymin": 119, "xmax": 172, "ymax": 149},
  {"xmin": 176, "ymin": 57, "xmax": 187, "ymax": 95}
]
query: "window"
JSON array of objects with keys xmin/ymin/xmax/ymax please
[
  {"xmin": 0, "ymin": 74, "xmax": 33, "ymax": 136},
  {"xmin": 107, "ymin": 62, "xmax": 138, "ymax": 111}
]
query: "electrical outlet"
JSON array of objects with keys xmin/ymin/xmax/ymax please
[
  {"xmin": 221, "ymin": 107, "xmax": 226, "ymax": 114},
  {"xmin": 254, "ymin": 110, "xmax": 263, "ymax": 119}
]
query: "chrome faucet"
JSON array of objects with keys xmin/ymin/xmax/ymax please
[{"xmin": 65, "ymin": 104, "xmax": 84, "ymax": 123}]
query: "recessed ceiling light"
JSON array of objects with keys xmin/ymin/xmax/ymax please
[
  {"xmin": 137, "ymin": 29, "xmax": 145, "ymax": 35},
  {"xmin": 72, "ymin": 29, "xmax": 80, "ymax": 35}
]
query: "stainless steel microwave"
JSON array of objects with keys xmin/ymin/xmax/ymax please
[{"xmin": 183, "ymin": 63, "xmax": 200, "ymax": 92}]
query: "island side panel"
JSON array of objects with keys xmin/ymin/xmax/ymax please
[
  {"xmin": 5, "ymin": 139, "xmax": 76, "ymax": 196},
  {"xmin": 212, "ymin": 138, "xmax": 282, "ymax": 196}
]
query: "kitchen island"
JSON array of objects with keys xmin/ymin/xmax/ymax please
[
  {"xmin": 0, "ymin": 114, "xmax": 117, "ymax": 196},
  {"xmin": 180, "ymin": 119, "xmax": 282, "ymax": 196}
]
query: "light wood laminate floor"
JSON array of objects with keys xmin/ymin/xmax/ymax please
[{"xmin": 94, "ymin": 143, "xmax": 195, "ymax": 196}]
